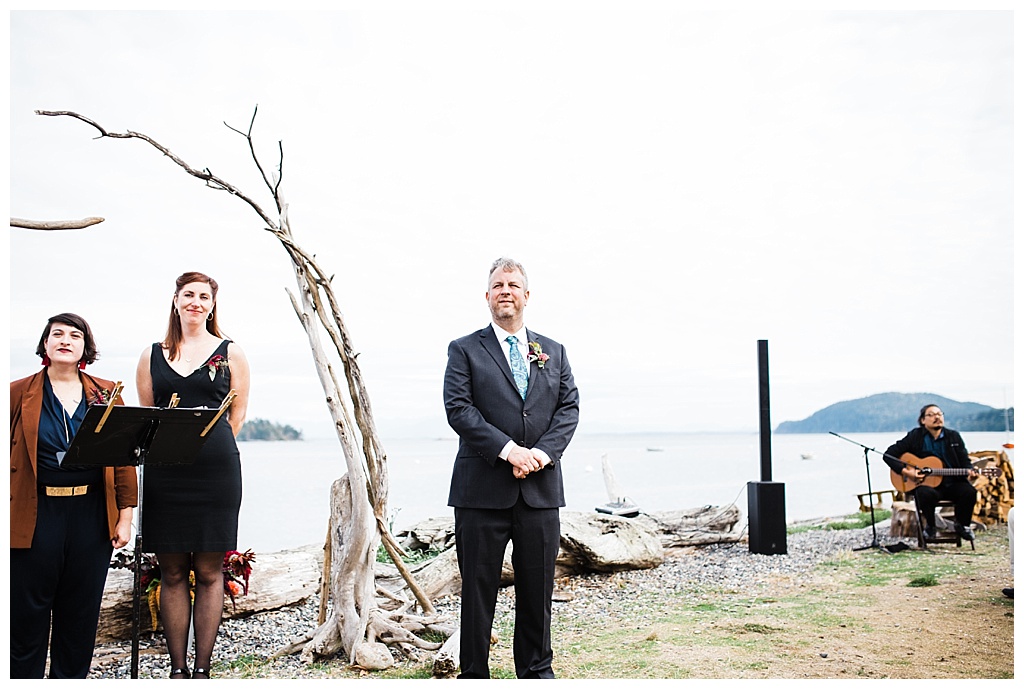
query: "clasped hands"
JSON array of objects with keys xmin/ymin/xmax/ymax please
[{"xmin": 507, "ymin": 445, "xmax": 550, "ymax": 479}]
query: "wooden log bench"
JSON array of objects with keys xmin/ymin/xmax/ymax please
[{"xmin": 856, "ymin": 489, "xmax": 899, "ymax": 513}]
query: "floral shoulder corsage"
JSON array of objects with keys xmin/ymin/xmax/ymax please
[
  {"xmin": 527, "ymin": 341, "xmax": 550, "ymax": 368},
  {"xmin": 204, "ymin": 354, "xmax": 229, "ymax": 381},
  {"xmin": 90, "ymin": 388, "xmax": 114, "ymax": 405}
]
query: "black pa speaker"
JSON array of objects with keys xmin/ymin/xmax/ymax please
[{"xmin": 748, "ymin": 481, "xmax": 787, "ymax": 555}]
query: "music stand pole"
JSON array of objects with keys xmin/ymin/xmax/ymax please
[
  {"xmin": 829, "ymin": 432, "xmax": 888, "ymax": 554},
  {"xmin": 128, "ymin": 418, "xmax": 160, "ymax": 678},
  {"xmin": 852, "ymin": 446, "xmax": 886, "ymax": 552}
]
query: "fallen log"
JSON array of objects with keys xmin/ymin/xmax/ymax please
[
  {"xmin": 632, "ymin": 504, "xmax": 743, "ymax": 548},
  {"xmin": 97, "ymin": 544, "xmax": 323, "ymax": 644},
  {"xmin": 556, "ymin": 511, "xmax": 664, "ymax": 573},
  {"xmin": 432, "ymin": 629, "xmax": 460, "ymax": 677}
]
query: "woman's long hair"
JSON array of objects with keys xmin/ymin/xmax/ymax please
[{"xmin": 163, "ymin": 271, "xmax": 223, "ymax": 361}]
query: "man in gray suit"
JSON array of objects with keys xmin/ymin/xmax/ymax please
[{"xmin": 444, "ymin": 257, "xmax": 580, "ymax": 679}]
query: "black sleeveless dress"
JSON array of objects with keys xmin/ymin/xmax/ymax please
[{"xmin": 141, "ymin": 340, "xmax": 242, "ymax": 553}]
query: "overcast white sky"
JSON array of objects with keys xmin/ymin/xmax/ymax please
[{"xmin": 6, "ymin": 6, "xmax": 1016, "ymax": 439}]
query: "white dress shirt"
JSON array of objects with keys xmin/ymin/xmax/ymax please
[{"xmin": 490, "ymin": 323, "xmax": 551, "ymax": 467}]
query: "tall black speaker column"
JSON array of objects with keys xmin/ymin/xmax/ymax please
[{"xmin": 748, "ymin": 340, "xmax": 787, "ymax": 555}]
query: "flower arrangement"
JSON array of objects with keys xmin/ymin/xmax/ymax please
[
  {"xmin": 110, "ymin": 548, "xmax": 256, "ymax": 628},
  {"xmin": 204, "ymin": 354, "xmax": 229, "ymax": 381},
  {"xmin": 527, "ymin": 341, "xmax": 550, "ymax": 369},
  {"xmin": 90, "ymin": 388, "xmax": 113, "ymax": 405},
  {"xmin": 223, "ymin": 549, "xmax": 255, "ymax": 609}
]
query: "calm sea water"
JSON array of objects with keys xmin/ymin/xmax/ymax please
[{"xmin": 234, "ymin": 431, "xmax": 1014, "ymax": 553}]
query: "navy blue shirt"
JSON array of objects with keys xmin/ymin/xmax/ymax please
[
  {"xmin": 37, "ymin": 375, "xmax": 102, "ymax": 486},
  {"xmin": 921, "ymin": 430, "xmax": 948, "ymax": 466}
]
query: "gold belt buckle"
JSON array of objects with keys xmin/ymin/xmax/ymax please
[{"xmin": 45, "ymin": 485, "xmax": 89, "ymax": 497}]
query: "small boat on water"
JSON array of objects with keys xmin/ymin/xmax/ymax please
[
  {"xmin": 801, "ymin": 453, "xmax": 814, "ymax": 460},
  {"xmin": 594, "ymin": 453, "xmax": 640, "ymax": 518},
  {"xmin": 595, "ymin": 501, "xmax": 641, "ymax": 517}
]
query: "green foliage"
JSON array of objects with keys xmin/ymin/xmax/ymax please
[
  {"xmin": 375, "ymin": 543, "xmax": 446, "ymax": 565},
  {"xmin": 908, "ymin": 574, "xmax": 939, "ymax": 587},
  {"xmin": 237, "ymin": 418, "xmax": 303, "ymax": 441}
]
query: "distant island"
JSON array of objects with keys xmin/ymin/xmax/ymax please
[
  {"xmin": 776, "ymin": 392, "xmax": 1014, "ymax": 434},
  {"xmin": 237, "ymin": 418, "xmax": 303, "ymax": 441}
]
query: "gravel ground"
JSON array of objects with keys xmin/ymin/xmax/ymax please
[{"xmin": 89, "ymin": 522, "xmax": 912, "ymax": 679}]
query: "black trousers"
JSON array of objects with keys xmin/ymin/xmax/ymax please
[
  {"xmin": 914, "ymin": 480, "xmax": 978, "ymax": 529},
  {"xmin": 455, "ymin": 495, "xmax": 560, "ymax": 679},
  {"xmin": 10, "ymin": 488, "xmax": 112, "ymax": 678}
]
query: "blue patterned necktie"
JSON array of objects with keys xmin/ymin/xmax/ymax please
[{"xmin": 506, "ymin": 335, "xmax": 529, "ymax": 400}]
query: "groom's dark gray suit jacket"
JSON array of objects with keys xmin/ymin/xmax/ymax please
[{"xmin": 444, "ymin": 326, "xmax": 579, "ymax": 509}]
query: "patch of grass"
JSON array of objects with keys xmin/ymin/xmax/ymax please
[
  {"xmin": 908, "ymin": 574, "xmax": 939, "ymax": 587},
  {"xmin": 823, "ymin": 546, "xmax": 974, "ymax": 588},
  {"xmin": 378, "ymin": 664, "xmax": 438, "ymax": 679},
  {"xmin": 789, "ymin": 510, "xmax": 893, "ymax": 534},
  {"xmin": 216, "ymin": 653, "xmax": 268, "ymax": 677}
]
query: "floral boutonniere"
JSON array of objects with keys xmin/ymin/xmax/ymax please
[
  {"xmin": 204, "ymin": 354, "xmax": 229, "ymax": 381},
  {"xmin": 527, "ymin": 341, "xmax": 550, "ymax": 369},
  {"xmin": 90, "ymin": 388, "xmax": 114, "ymax": 405}
]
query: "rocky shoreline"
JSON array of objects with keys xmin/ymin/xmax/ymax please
[{"xmin": 88, "ymin": 521, "xmax": 912, "ymax": 679}]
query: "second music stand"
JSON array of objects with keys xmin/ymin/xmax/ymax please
[{"xmin": 64, "ymin": 400, "xmax": 227, "ymax": 678}]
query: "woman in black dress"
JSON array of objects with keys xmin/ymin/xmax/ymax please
[{"xmin": 136, "ymin": 271, "xmax": 250, "ymax": 679}]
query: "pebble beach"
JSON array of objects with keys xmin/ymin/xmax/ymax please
[{"xmin": 88, "ymin": 522, "xmax": 913, "ymax": 679}]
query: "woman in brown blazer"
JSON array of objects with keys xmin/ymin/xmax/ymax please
[{"xmin": 9, "ymin": 313, "xmax": 138, "ymax": 678}]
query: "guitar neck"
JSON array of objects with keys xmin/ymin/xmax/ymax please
[{"xmin": 927, "ymin": 468, "xmax": 974, "ymax": 476}]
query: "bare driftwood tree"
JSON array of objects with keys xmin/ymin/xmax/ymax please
[
  {"xmin": 35, "ymin": 108, "xmax": 446, "ymax": 669},
  {"xmin": 11, "ymin": 216, "xmax": 105, "ymax": 230}
]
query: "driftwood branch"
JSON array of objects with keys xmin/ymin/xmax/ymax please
[
  {"xmin": 40, "ymin": 107, "xmax": 441, "ymax": 669},
  {"xmin": 10, "ymin": 216, "xmax": 104, "ymax": 230},
  {"xmin": 35, "ymin": 109, "xmax": 278, "ymax": 229}
]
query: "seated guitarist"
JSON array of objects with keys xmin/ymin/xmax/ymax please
[{"xmin": 883, "ymin": 404, "xmax": 978, "ymax": 542}]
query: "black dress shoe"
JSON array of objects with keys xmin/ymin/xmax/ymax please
[
  {"xmin": 955, "ymin": 524, "xmax": 975, "ymax": 541},
  {"xmin": 1003, "ymin": 588, "xmax": 1014, "ymax": 599},
  {"xmin": 923, "ymin": 526, "xmax": 937, "ymax": 540}
]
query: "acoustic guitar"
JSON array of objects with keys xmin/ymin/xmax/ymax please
[{"xmin": 889, "ymin": 452, "xmax": 1002, "ymax": 493}]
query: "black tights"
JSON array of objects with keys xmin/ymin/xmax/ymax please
[{"xmin": 157, "ymin": 552, "xmax": 224, "ymax": 674}]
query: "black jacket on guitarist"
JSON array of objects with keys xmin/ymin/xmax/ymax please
[
  {"xmin": 883, "ymin": 417, "xmax": 977, "ymax": 540},
  {"xmin": 882, "ymin": 427, "xmax": 972, "ymax": 480}
]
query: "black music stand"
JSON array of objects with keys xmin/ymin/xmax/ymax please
[
  {"xmin": 64, "ymin": 403, "xmax": 221, "ymax": 679},
  {"xmin": 829, "ymin": 431, "xmax": 910, "ymax": 555}
]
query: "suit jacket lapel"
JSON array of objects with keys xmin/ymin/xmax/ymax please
[
  {"xmin": 22, "ymin": 371, "xmax": 45, "ymax": 478},
  {"xmin": 525, "ymin": 329, "xmax": 538, "ymax": 400},
  {"xmin": 479, "ymin": 326, "xmax": 518, "ymax": 392}
]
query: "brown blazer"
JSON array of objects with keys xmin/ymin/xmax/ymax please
[{"xmin": 10, "ymin": 369, "xmax": 139, "ymax": 548}]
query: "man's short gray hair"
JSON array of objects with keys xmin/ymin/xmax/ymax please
[{"xmin": 488, "ymin": 257, "xmax": 528, "ymax": 290}]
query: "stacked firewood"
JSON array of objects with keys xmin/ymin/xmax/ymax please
[{"xmin": 970, "ymin": 450, "xmax": 1015, "ymax": 525}]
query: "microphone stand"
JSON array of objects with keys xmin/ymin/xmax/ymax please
[{"xmin": 829, "ymin": 432, "xmax": 900, "ymax": 554}]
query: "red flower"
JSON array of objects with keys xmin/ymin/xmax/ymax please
[
  {"xmin": 205, "ymin": 354, "xmax": 229, "ymax": 381},
  {"xmin": 222, "ymin": 549, "xmax": 255, "ymax": 609}
]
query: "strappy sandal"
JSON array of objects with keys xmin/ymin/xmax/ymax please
[
  {"xmin": 192, "ymin": 667, "xmax": 210, "ymax": 679},
  {"xmin": 170, "ymin": 668, "xmax": 191, "ymax": 679}
]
